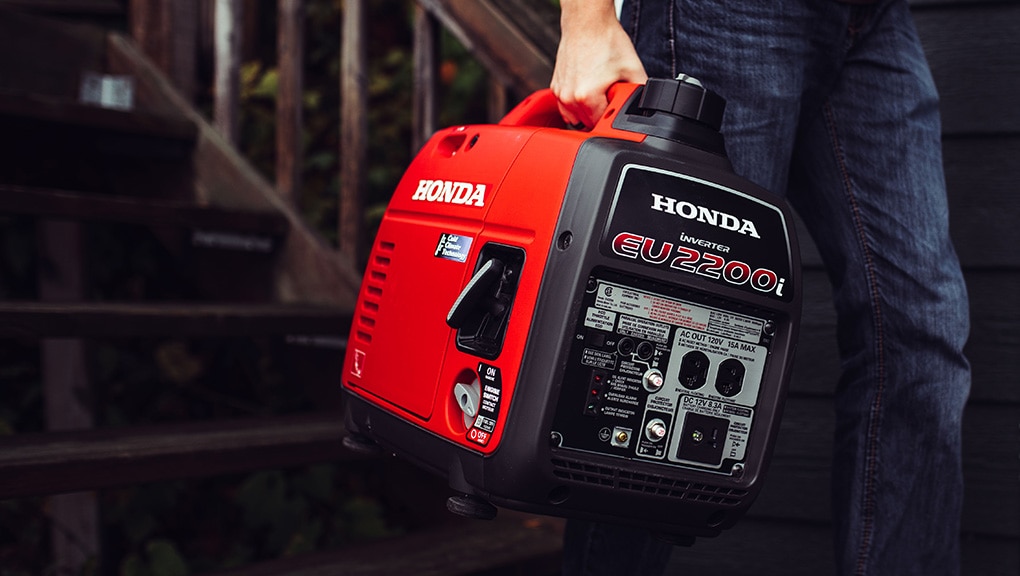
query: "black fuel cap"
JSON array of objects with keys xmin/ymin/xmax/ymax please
[{"xmin": 637, "ymin": 74, "xmax": 726, "ymax": 131}]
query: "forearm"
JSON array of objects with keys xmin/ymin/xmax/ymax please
[
  {"xmin": 559, "ymin": 0, "xmax": 619, "ymax": 38},
  {"xmin": 552, "ymin": 0, "xmax": 646, "ymax": 128}
]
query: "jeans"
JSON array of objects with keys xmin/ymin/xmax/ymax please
[{"xmin": 563, "ymin": 1, "xmax": 972, "ymax": 575}]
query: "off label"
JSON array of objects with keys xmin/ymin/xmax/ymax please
[{"xmin": 468, "ymin": 362, "xmax": 502, "ymax": 447}]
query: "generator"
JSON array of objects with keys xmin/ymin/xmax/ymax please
[{"xmin": 342, "ymin": 76, "xmax": 801, "ymax": 542}]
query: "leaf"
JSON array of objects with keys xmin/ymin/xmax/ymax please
[
  {"xmin": 154, "ymin": 342, "xmax": 204, "ymax": 384},
  {"xmin": 146, "ymin": 539, "xmax": 190, "ymax": 576},
  {"xmin": 305, "ymin": 151, "xmax": 337, "ymax": 171},
  {"xmin": 252, "ymin": 68, "xmax": 280, "ymax": 100},
  {"xmin": 283, "ymin": 518, "xmax": 323, "ymax": 556},
  {"xmin": 303, "ymin": 89, "xmax": 323, "ymax": 110},
  {"xmin": 234, "ymin": 470, "xmax": 310, "ymax": 553},
  {"xmin": 120, "ymin": 554, "xmax": 148, "ymax": 576},
  {"xmin": 341, "ymin": 496, "xmax": 391, "ymax": 540}
]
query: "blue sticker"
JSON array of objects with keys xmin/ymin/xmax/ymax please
[{"xmin": 435, "ymin": 233, "xmax": 473, "ymax": 263}]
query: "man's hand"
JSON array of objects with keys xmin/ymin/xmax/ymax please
[{"xmin": 551, "ymin": 0, "xmax": 647, "ymax": 129}]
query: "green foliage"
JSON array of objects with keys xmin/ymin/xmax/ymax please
[
  {"xmin": 99, "ymin": 465, "xmax": 398, "ymax": 575},
  {"xmin": 120, "ymin": 540, "xmax": 189, "ymax": 576},
  {"xmin": 233, "ymin": 0, "xmax": 493, "ymax": 254}
]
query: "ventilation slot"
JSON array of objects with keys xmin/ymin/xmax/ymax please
[
  {"xmin": 551, "ymin": 458, "xmax": 747, "ymax": 506},
  {"xmin": 357, "ymin": 239, "xmax": 395, "ymax": 344},
  {"xmin": 550, "ymin": 459, "xmax": 615, "ymax": 487},
  {"xmin": 618, "ymin": 470, "xmax": 691, "ymax": 498}
]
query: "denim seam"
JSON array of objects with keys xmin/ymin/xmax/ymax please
[
  {"xmin": 628, "ymin": 0, "xmax": 641, "ymax": 41},
  {"xmin": 667, "ymin": 1, "xmax": 677, "ymax": 77},
  {"xmin": 822, "ymin": 100, "xmax": 886, "ymax": 576}
]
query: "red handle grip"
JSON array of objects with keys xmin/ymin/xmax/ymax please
[
  {"xmin": 497, "ymin": 83, "xmax": 641, "ymax": 132},
  {"xmin": 497, "ymin": 88, "xmax": 565, "ymax": 128}
]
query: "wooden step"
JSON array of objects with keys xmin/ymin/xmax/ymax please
[
  {"xmin": 0, "ymin": 184, "xmax": 289, "ymax": 240},
  {"xmin": 0, "ymin": 302, "xmax": 351, "ymax": 338},
  {"xmin": 0, "ymin": 0, "xmax": 124, "ymax": 15},
  {"xmin": 201, "ymin": 511, "xmax": 564, "ymax": 576},
  {"xmin": 0, "ymin": 412, "xmax": 358, "ymax": 500},
  {"xmin": 0, "ymin": 90, "xmax": 196, "ymax": 144}
]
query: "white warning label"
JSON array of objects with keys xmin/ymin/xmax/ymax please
[
  {"xmin": 594, "ymin": 281, "xmax": 762, "ymax": 342},
  {"xmin": 618, "ymin": 314, "xmax": 670, "ymax": 343},
  {"xmin": 581, "ymin": 348, "xmax": 616, "ymax": 370}
]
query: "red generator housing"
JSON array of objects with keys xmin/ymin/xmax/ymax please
[{"xmin": 342, "ymin": 77, "xmax": 801, "ymax": 542}]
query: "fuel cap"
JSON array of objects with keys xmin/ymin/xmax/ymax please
[{"xmin": 638, "ymin": 74, "xmax": 726, "ymax": 131}]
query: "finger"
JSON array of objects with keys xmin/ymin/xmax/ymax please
[
  {"xmin": 557, "ymin": 101, "xmax": 582, "ymax": 129},
  {"xmin": 579, "ymin": 92, "xmax": 609, "ymax": 129}
]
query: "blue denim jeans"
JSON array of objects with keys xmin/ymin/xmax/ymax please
[{"xmin": 563, "ymin": 1, "xmax": 972, "ymax": 575}]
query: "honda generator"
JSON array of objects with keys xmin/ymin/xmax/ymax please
[{"xmin": 342, "ymin": 76, "xmax": 801, "ymax": 542}]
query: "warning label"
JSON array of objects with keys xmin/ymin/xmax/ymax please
[
  {"xmin": 618, "ymin": 314, "xmax": 670, "ymax": 343},
  {"xmin": 594, "ymin": 281, "xmax": 763, "ymax": 342},
  {"xmin": 581, "ymin": 348, "xmax": 616, "ymax": 370},
  {"xmin": 708, "ymin": 310, "xmax": 764, "ymax": 344},
  {"xmin": 596, "ymin": 283, "xmax": 710, "ymax": 331}
]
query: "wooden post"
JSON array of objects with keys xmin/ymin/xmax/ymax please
[
  {"xmin": 412, "ymin": 5, "xmax": 438, "ymax": 153},
  {"xmin": 129, "ymin": 0, "xmax": 198, "ymax": 101},
  {"xmin": 37, "ymin": 221, "xmax": 97, "ymax": 576},
  {"xmin": 213, "ymin": 0, "xmax": 242, "ymax": 145},
  {"xmin": 339, "ymin": 0, "xmax": 366, "ymax": 261},
  {"xmin": 488, "ymin": 75, "xmax": 509, "ymax": 124},
  {"xmin": 277, "ymin": 0, "xmax": 304, "ymax": 205}
]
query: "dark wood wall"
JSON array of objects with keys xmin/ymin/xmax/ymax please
[{"xmin": 667, "ymin": 1, "xmax": 1020, "ymax": 574}]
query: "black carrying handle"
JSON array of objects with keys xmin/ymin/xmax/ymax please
[{"xmin": 446, "ymin": 258, "xmax": 505, "ymax": 329}]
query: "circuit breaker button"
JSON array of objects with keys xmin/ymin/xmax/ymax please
[
  {"xmin": 645, "ymin": 418, "xmax": 668, "ymax": 442},
  {"xmin": 643, "ymin": 368, "xmax": 665, "ymax": 393}
]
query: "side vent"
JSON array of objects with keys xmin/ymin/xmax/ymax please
[
  {"xmin": 356, "ymin": 240, "xmax": 395, "ymax": 344},
  {"xmin": 551, "ymin": 458, "xmax": 748, "ymax": 506}
]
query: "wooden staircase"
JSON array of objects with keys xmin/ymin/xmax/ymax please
[{"xmin": 0, "ymin": 3, "xmax": 562, "ymax": 575}]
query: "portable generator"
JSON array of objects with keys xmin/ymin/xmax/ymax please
[{"xmin": 342, "ymin": 76, "xmax": 801, "ymax": 542}]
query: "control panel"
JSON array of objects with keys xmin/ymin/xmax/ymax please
[{"xmin": 551, "ymin": 269, "xmax": 779, "ymax": 475}]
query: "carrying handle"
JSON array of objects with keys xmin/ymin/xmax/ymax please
[
  {"xmin": 446, "ymin": 258, "xmax": 506, "ymax": 329},
  {"xmin": 498, "ymin": 89, "xmax": 566, "ymax": 128},
  {"xmin": 498, "ymin": 83, "xmax": 638, "ymax": 131}
]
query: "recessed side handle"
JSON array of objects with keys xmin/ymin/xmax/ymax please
[{"xmin": 447, "ymin": 258, "xmax": 505, "ymax": 329}]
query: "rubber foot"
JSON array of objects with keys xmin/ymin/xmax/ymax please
[
  {"xmin": 341, "ymin": 433, "xmax": 385, "ymax": 456},
  {"xmin": 446, "ymin": 494, "xmax": 498, "ymax": 520}
]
